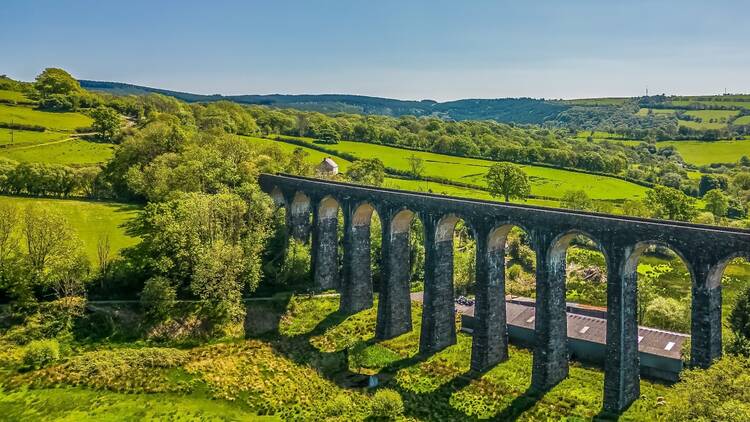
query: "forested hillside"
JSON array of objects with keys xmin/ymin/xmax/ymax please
[{"xmin": 80, "ymin": 80, "xmax": 750, "ymax": 142}]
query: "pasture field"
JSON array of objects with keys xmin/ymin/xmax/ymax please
[
  {"xmin": 636, "ymin": 108, "xmax": 676, "ymax": 117},
  {"xmin": 657, "ymin": 139, "xmax": 750, "ymax": 166},
  {"xmin": 734, "ymin": 115, "xmax": 750, "ymax": 125},
  {"xmin": 0, "ymin": 89, "xmax": 31, "ymax": 103},
  {"xmin": 670, "ymin": 99, "xmax": 750, "ymax": 110},
  {"xmin": 243, "ymin": 136, "xmax": 559, "ymax": 207},
  {"xmin": 0, "ymin": 128, "xmax": 69, "ymax": 148},
  {"xmin": 562, "ymin": 97, "xmax": 631, "ymax": 106},
  {"xmin": 0, "ymin": 195, "xmax": 140, "ymax": 262},
  {"xmin": 270, "ymin": 136, "xmax": 648, "ymax": 200},
  {"xmin": 0, "ymin": 138, "xmax": 114, "ymax": 166},
  {"xmin": 0, "ymin": 103, "xmax": 92, "ymax": 132}
]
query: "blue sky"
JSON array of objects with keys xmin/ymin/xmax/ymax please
[{"xmin": 1, "ymin": 0, "xmax": 748, "ymax": 101}]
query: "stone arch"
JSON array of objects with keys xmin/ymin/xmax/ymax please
[
  {"xmin": 548, "ymin": 229, "xmax": 607, "ymax": 264},
  {"xmin": 623, "ymin": 240, "xmax": 694, "ymax": 286},
  {"xmin": 270, "ymin": 186, "xmax": 286, "ymax": 207},
  {"xmin": 706, "ymin": 250, "xmax": 750, "ymax": 290},
  {"xmin": 291, "ymin": 191, "xmax": 311, "ymax": 215},
  {"xmin": 318, "ymin": 195, "xmax": 339, "ymax": 221},
  {"xmin": 288, "ymin": 191, "xmax": 312, "ymax": 242},
  {"xmin": 376, "ymin": 207, "xmax": 421, "ymax": 340},
  {"xmin": 435, "ymin": 213, "xmax": 463, "ymax": 242},
  {"xmin": 340, "ymin": 201, "xmax": 380, "ymax": 314},
  {"xmin": 352, "ymin": 202, "xmax": 376, "ymax": 227},
  {"xmin": 391, "ymin": 209, "xmax": 415, "ymax": 234},
  {"xmin": 313, "ymin": 195, "xmax": 342, "ymax": 291}
]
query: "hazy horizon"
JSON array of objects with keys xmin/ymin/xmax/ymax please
[{"xmin": 2, "ymin": 0, "xmax": 749, "ymax": 102}]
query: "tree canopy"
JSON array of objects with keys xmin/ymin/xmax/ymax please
[{"xmin": 484, "ymin": 162, "xmax": 531, "ymax": 202}]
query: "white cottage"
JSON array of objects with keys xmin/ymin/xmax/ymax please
[{"xmin": 316, "ymin": 157, "xmax": 339, "ymax": 175}]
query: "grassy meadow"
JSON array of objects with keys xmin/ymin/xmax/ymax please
[
  {"xmin": 0, "ymin": 89, "xmax": 32, "ymax": 103},
  {"xmin": 734, "ymin": 115, "xmax": 750, "ymax": 126},
  {"xmin": 0, "ymin": 104, "xmax": 92, "ymax": 132},
  {"xmin": 658, "ymin": 139, "xmax": 750, "ymax": 166},
  {"xmin": 0, "ymin": 128, "xmax": 69, "ymax": 148},
  {"xmin": 244, "ymin": 136, "xmax": 561, "ymax": 207},
  {"xmin": 0, "ymin": 195, "xmax": 140, "ymax": 262},
  {"xmin": 261, "ymin": 136, "xmax": 649, "ymax": 201},
  {"xmin": 0, "ymin": 138, "xmax": 115, "ymax": 166}
]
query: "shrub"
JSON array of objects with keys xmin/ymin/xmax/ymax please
[
  {"xmin": 643, "ymin": 297, "xmax": 689, "ymax": 332},
  {"xmin": 664, "ymin": 355, "xmax": 750, "ymax": 421},
  {"xmin": 141, "ymin": 276, "xmax": 177, "ymax": 322},
  {"xmin": 278, "ymin": 239, "xmax": 311, "ymax": 286},
  {"xmin": 730, "ymin": 284, "xmax": 750, "ymax": 339},
  {"xmin": 370, "ymin": 388, "xmax": 404, "ymax": 419},
  {"xmin": 22, "ymin": 339, "xmax": 60, "ymax": 369},
  {"xmin": 325, "ymin": 393, "xmax": 355, "ymax": 417},
  {"xmin": 507, "ymin": 264, "xmax": 522, "ymax": 281}
]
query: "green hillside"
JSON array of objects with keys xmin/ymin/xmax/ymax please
[
  {"xmin": 266, "ymin": 136, "xmax": 648, "ymax": 201},
  {"xmin": 0, "ymin": 195, "xmax": 140, "ymax": 262}
]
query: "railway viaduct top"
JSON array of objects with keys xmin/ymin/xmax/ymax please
[{"xmin": 259, "ymin": 173, "xmax": 750, "ymax": 413}]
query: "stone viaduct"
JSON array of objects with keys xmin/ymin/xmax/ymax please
[{"xmin": 259, "ymin": 173, "xmax": 750, "ymax": 413}]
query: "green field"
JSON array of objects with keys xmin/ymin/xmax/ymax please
[
  {"xmin": 0, "ymin": 128, "xmax": 69, "ymax": 148},
  {"xmin": 671, "ymin": 99, "xmax": 750, "ymax": 110},
  {"xmin": 244, "ymin": 136, "xmax": 560, "ymax": 207},
  {"xmin": 563, "ymin": 97, "xmax": 631, "ymax": 106},
  {"xmin": 0, "ymin": 89, "xmax": 31, "ymax": 103},
  {"xmin": 636, "ymin": 108, "xmax": 677, "ymax": 117},
  {"xmin": 734, "ymin": 115, "xmax": 750, "ymax": 126},
  {"xmin": 0, "ymin": 104, "xmax": 92, "ymax": 132},
  {"xmin": 265, "ymin": 136, "xmax": 648, "ymax": 201},
  {"xmin": 657, "ymin": 139, "xmax": 750, "ymax": 166},
  {"xmin": 0, "ymin": 138, "xmax": 114, "ymax": 166},
  {"xmin": 0, "ymin": 195, "xmax": 140, "ymax": 262}
]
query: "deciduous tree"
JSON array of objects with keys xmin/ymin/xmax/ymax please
[{"xmin": 484, "ymin": 162, "xmax": 530, "ymax": 202}]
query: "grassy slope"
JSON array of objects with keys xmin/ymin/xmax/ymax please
[
  {"xmin": 0, "ymin": 296, "xmax": 677, "ymax": 421},
  {"xmin": 0, "ymin": 90, "xmax": 30, "ymax": 103},
  {"xmin": 0, "ymin": 128, "xmax": 69, "ymax": 148},
  {"xmin": 0, "ymin": 103, "xmax": 111, "ymax": 166},
  {"xmin": 0, "ymin": 388, "xmax": 275, "ymax": 421},
  {"xmin": 0, "ymin": 195, "xmax": 140, "ymax": 262},
  {"xmin": 0, "ymin": 104, "xmax": 92, "ymax": 132},
  {"xmin": 0, "ymin": 138, "xmax": 115, "ymax": 166},
  {"xmin": 258, "ymin": 136, "xmax": 648, "ymax": 201},
  {"xmin": 658, "ymin": 139, "xmax": 750, "ymax": 166},
  {"xmin": 244, "ymin": 136, "xmax": 560, "ymax": 208},
  {"xmin": 734, "ymin": 115, "xmax": 750, "ymax": 125}
]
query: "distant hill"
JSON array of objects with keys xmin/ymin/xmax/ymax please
[{"xmin": 79, "ymin": 80, "xmax": 570, "ymax": 124}]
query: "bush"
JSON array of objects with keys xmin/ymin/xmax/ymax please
[
  {"xmin": 370, "ymin": 388, "xmax": 404, "ymax": 419},
  {"xmin": 664, "ymin": 355, "xmax": 750, "ymax": 421},
  {"xmin": 730, "ymin": 284, "xmax": 750, "ymax": 339},
  {"xmin": 141, "ymin": 276, "xmax": 177, "ymax": 322},
  {"xmin": 22, "ymin": 339, "xmax": 60, "ymax": 369},
  {"xmin": 507, "ymin": 264, "xmax": 523, "ymax": 281},
  {"xmin": 278, "ymin": 239, "xmax": 311, "ymax": 286},
  {"xmin": 325, "ymin": 393, "xmax": 355, "ymax": 417},
  {"xmin": 643, "ymin": 296, "xmax": 690, "ymax": 332}
]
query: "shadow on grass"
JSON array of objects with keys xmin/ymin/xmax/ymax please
[{"xmin": 249, "ymin": 295, "xmax": 548, "ymax": 420}]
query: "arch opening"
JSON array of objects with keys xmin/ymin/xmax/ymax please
[
  {"xmin": 492, "ymin": 225, "xmax": 537, "ymax": 301},
  {"xmin": 270, "ymin": 186, "xmax": 285, "ymax": 207},
  {"xmin": 436, "ymin": 214, "xmax": 475, "ymax": 298},
  {"xmin": 624, "ymin": 241, "xmax": 693, "ymax": 334}
]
